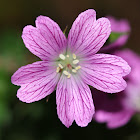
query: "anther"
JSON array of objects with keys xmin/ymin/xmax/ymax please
[
  {"xmin": 56, "ymin": 67, "xmax": 60, "ymax": 73},
  {"xmin": 63, "ymin": 70, "xmax": 69, "ymax": 76},
  {"xmin": 63, "ymin": 70, "xmax": 71, "ymax": 78},
  {"xmin": 59, "ymin": 54, "xmax": 66, "ymax": 60},
  {"xmin": 72, "ymin": 54, "xmax": 76, "ymax": 59},
  {"xmin": 67, "ymin": 74, "xmax": 71, "ymax": 78},
  {"xmin": 66, "ymin": 55, "xmax": 69, "ymax": 58},
  {"xmin": 58, "ymin": 63, "xmax": 63, "ymax": 69},
  {"xmin": 75, "ymin": 66, "xmax": 81, "ymax": 70},
  {"xmin": 73, "ymin": 59, "xmax": 79, "ymax": 64},
  {"xmin": 72, "ymin": 69, "xmax": 77, "ymax": 73}
]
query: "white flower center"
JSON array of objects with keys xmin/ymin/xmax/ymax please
[{"xmin": 56, "ymin": 53, "xmax": 81, "ymax": 78}]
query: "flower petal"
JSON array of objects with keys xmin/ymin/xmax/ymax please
[
  {"xmin": 92, "ymin": 89, "xmax": 135, "ymax": 129},
  {"xmin": 68, "ymin": 9, "xmax": 111, "ymax": 57},
  {"xmin": 100, "ymin": 16, "xmax": 131, "ymax": 53},
  {"xmin": 108, "ymin": 16, "xmax": 130, "ymax": 33},
  {"xmin": 92, "ymin": 89, "xmax": 134, "ymax": 129},
  {"xmin": 80, "ymin": 54, "xmax": 131, "ymax": 93},
  {"xmin": 11, "ymin": 61, "xmax": 60, "ymax": 103},
  {"xmin": 115, "ymin": 49, "xmax": 140, "ymax": 84},
  {"xmin": 56, "ymin": 75, "xmax": 94, "ymax": 127},
  {"xmin": 94, "ymin": 110, "xmax": 134, "ymax": 129},
  {"xmin": 22, "ymin": 16, "xmax": 67, "ymax": 61}
]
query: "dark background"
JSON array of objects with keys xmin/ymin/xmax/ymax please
[{"xmin": 0, "ymin": 0, "xmax": 140, "ymax": 139}]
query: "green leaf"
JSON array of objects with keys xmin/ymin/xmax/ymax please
[{"xmin": 109, "ymin": 32, "xmax": 128, "ymax": 43}]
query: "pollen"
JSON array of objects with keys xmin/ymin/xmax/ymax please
[
  {"xmin": 73, "ymin": 59, "xmax": 79, "ymax": 64},
  {"xmin": 75, "ymin": 66, "xmax": 81, "ymax": 70},
  {"xmin": 56, "ymin": 67, "xmax": 61, "ymax": 73},
  {"xmin": 63, "ymin": 70, "xmax": 69, "ymax": 76},
  {"xmin": 59, "ymin": 54, "xmax": 66, "ymax": 60},
  {"xmin": 67, "ymin": 74, "xmax": 71, "ymax": 78},
  {"xmin": 72, "ymin": 69, "xmax": 77, "ymax": 73},
  {"xmin": 58, "ymin": 63, "xmax": 63, "ymax": 69},
  {"xmin": 63, "ymin": 70, "xmax": 71, "ymax": 78},
  {"xmin": 72, "ymin": 53, "xmax": 76, "ymax": 59}
]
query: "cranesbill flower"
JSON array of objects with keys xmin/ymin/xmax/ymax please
[
  {"xmin": 100, "ymin": 16, "xmax": 130, "ymax": 53},
  {"xmin": 93, "ymin": 49, "xmax": 140, "ymax": 129},
  {"xmin": 11, "ymin": 9, "xmax": 131, "ymax": 127}
]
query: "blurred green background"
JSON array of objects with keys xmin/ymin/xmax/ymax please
[{"xmin": 0, "ymin": 0, "xmax": 140, "ymax": 139}]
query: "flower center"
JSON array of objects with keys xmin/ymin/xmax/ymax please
[{"xmin": 56, "ymin": 53, "xmax": 81, "ymax": 78}]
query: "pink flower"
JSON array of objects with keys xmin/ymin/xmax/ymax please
[
  {"xmin": 93, "ymin": 49, "xmax": 140, "ymax": 129},
  {"xmin": 11, "ymin": 9, "xmax": 131, "ymax": 127},
  {"xmin": 100, "ymin": 16, "xmax": 130, "ymax": 53}
]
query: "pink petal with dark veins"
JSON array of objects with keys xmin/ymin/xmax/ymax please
[
  {"xmin": 56, "ymin": 75, "xmax": 94, "ymax": 127},
  {"xmin": 22, "ymin": 16, "xmax": 67, "ymax": 61},
  {"xmin": 80, "ymin": 54, "xmax": 131, "ymax": 93},
  {"xmin": 68, "ymin": 9, "xmax": 111, "ymax": 58},
  {"xmin": 11, "ymin": 61, "xmax": 60, "ymax": 103}
]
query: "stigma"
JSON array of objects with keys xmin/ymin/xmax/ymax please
[{"xmin": 56, "ymin": 53, "xmax": 81, "ymax": 78}]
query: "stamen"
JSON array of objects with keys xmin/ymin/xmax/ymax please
[
  {"xmin": 58, "ymin": 63, "xmax": 63, "ymax": 69},
  {"xmin": 66, "ymin": 55, "xmax": 69, "ymax": 58},
  {"xmin": 67, "ymin": 74, "xmax": 71, "ymax": 78},
  {"xmin": 63, "ymin": 70, "xmax": 69, "ymax": 76},
  {"xmin": 58, "ymin": 52, "xmax": 80, "ymax": 77},
  {"xmin": 72, "ymin": 53, "xmax": 76, "ymax": 59},
  {"xmin": 56, "ymin": 67, "xmax": 60, "ymax": 73},
  {"xmin": 73, "ymin": 59, "xmax": 79, "ymax": 64},
  {"xmin": 75, "ymin": 66, "xmax": 81, "ymax": 70},
  {"xmin": 72, "ymin": 69, "xmax": 77, "ymax": 73},
  {"xmin": 59, "ymin": 54, "xmax": 66, "ymax": 60}
]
